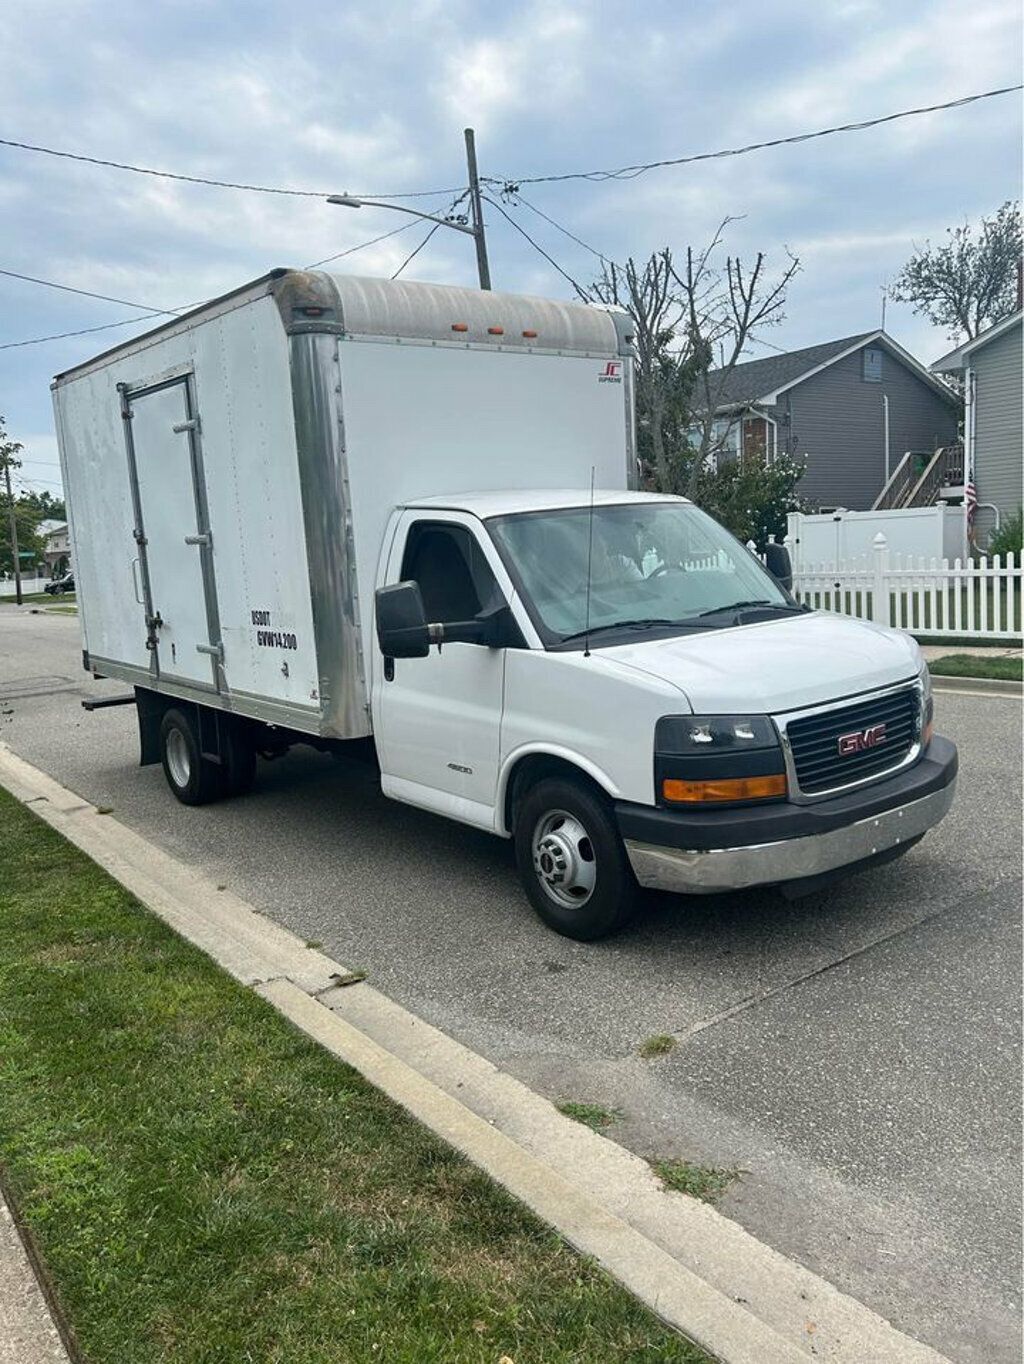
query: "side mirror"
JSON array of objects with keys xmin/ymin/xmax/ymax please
[
  {"xmin": 763, "ymin": 542, "xmax": 793, "ymax": 593},
  {"xmin": 375, "ymin": 581, "xmax": 431, "ymax": 658}
]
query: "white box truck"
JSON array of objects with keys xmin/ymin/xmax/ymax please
[{"xmin": 53, "ymin": 270, "xmax": 957, "ymax": 939}]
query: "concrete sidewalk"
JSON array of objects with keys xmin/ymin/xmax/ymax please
[{"xmin": 0, "ymin": 1192, "xmax": 70, "ymax": 1364}]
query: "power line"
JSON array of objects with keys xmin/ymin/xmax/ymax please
[
  {"xmin": 481, "ymin": 195, "xmax": 589, "ymax": 300},
  {"xmin": 391, "ymin": 222, "xmax": 441, "ymax": 280},
  {"xmin": 0, "ymin": 134, "xmax": 464, "ymax": 201},
  {"xmin": 0, "ymin": 217, "xmax": 444, "ymax": 350},
  {"xmin": 502, "ymin": 190, "xmax": 616, "ymax": 267},
  {"xmin": 306, "ymin": 219, "xmax": 419, "ymax": 268},
  {"xmin": 0, "ymin": 312, "xmax": 167, "ymax": 350},
  {"xmin": 0, "ymin": 267, "xmax": 181, "ymax": 315},
  {"xmin": 502, "ymin": 85, "xmax": 1023, "ymax": 187}
]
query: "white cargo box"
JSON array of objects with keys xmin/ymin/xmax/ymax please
[{"xmin": 53, "ymin": 270, "xmax": 635, "ymax": 739}]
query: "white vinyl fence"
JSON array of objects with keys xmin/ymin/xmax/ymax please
[
  {"xmin": 776, "ymin": 532, "xmax": 1021, "ymax": 641},
  {"xmin": 0, "ymin": 576, "xmax": 49, "ymax": 598}
]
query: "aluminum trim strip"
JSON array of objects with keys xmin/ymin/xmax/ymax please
[{"xmin": 85, "ymin": 658, "xmax": 324, "ymax": 733}]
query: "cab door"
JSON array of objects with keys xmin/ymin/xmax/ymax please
[{"xmin": 374, "ymin": 514, "xmax": 511, "ymax": 829}]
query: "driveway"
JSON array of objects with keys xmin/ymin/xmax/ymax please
[{"xmin": 1, "ymin": 607, "xmax": 1020, "ymax": 1363}]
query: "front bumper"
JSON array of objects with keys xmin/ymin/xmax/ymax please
[{"xmin": 619, "ymin": 736, "xmax": 957, "ymax": 895}]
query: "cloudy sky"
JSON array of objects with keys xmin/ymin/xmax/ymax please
[{"xmin": 1, "ymin": 0, "xmax": 1020, "ymax": 499}]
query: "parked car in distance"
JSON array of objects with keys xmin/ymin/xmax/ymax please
[{"xmin": 44, "ymin": 572, "xmax": 75, "ymax": 595}]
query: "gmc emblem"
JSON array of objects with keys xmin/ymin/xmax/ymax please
[{"xmin": 837, "ymin": 723, "xmax": 887, "ymax": 756}]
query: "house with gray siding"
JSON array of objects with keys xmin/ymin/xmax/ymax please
[
  {"xmin": 700, "ymin": 331, "xmax": 960, "ymax": 510},
  {"xmin": 932, "ymin": 310, "xmax": 1022, "ymax": 541}
]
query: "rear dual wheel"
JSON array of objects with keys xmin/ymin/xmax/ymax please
[{"xmin": 514, "ymin": 776, "xmax": 637, "ymax": 941}]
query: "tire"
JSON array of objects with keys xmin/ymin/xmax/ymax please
[
  {"xmin": 513, "ymin": 776, "xmax": 637, "ymax": 941},
  {"xmin": 220, "ymin": 717, "xmax": 257, "ymax": 797},
  {"xmin": 159, "ymin": 707, "xmax": 223, "ymax": 806}
]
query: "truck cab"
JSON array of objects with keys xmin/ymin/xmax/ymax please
[{"xmin": 373, "ymin": 490, "xmax": 957, "ymax": 939}]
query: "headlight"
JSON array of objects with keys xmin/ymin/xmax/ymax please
[
  {"xmin": 656, "ymin": 714, "xmax": 778, "ymax": 752},
  {"xmin": 655, "ymin": 714, "xmax": 787, "ymax": 805}
]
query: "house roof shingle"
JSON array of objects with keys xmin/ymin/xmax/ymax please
[{"xmin": 705, "ymin": 331, "xmax": 877, "ymax": 409}]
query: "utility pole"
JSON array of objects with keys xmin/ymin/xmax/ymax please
[
  {"xmin": 2, "ymin": 457, "xmax": 23, "ymax": 606},
  {"xmin": 463, "ymin": 127, "xmax": 492, "ymax": 291}
]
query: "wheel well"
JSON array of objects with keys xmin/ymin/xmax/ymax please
[
  {"xmin": 503, "ymin": 753, "xmax": 611, "ymax": 833},
  {"xmin": 136, "ymin": 690, "xmax": 258, "ymax": 769}
]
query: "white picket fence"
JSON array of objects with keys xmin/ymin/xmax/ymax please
[{"xmin": 773, "ymin": 532, "xmax": 1021, "ymax": 641}]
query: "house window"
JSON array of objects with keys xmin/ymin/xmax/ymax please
[{"xmin": 862, "ymin": 347, "xmax": 882, "ymax": 382}]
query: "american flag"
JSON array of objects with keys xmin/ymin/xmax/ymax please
[{"xmin": 965, "ymin": 451, "xmax": 977, "ymax": 542}]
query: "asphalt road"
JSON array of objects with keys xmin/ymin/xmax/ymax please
[{"xmin": 1, "ymin": 607, "xmax": 1020, "ymax": 1363}]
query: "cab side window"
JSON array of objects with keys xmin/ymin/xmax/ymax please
[{"xmin": 401, "ymin": 522, "xmax": 500, "ymax": 623}]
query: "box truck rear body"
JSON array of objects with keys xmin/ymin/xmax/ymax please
[{"xmin": 53, "ymin": 270, "xmax": 636, "ymax": 740}]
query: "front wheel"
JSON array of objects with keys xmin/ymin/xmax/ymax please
[{"xmin": 514, "ymin": 777, "xmax": 637, "ymax": 941}]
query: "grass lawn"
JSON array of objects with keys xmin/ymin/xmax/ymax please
[
  {"xmin": 928, "ymin": 654, "xmax": 1023, "ymax": 683},
  {"xmin": 0, "ymin": 790, "xmax": 707, "ymax": 1364},
  {"xmin": 0, "ymin": 591, "xmax": 76, "ymax": 605}
]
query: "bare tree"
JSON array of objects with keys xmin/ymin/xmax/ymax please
[
  {"xmin": 590, "ymin": 225, "xmax": 800, "ymax": 494},
  {"xmin": 676, "ymin": 240, "xmax": 800, "ymax": 494},
  {"xmin": 890, "ymin": 201, "xmax": 1022, "ymax": 341},
  {"xmin": 589, "ymin": 251, "xmax": 685, "ymax": 489}
]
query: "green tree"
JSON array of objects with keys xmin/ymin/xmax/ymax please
[
  {"xmin": 891, "ymin": 201, "xmax": 1022, "ymax": 341},
  {"xmin": 688, "ymin": 452, "xmax": 808, "ymax": 549},
  {"xmin": 0, "ymin": 418, "xmax": 45, "ymax": 577},
  {"xmin": 20, "ymin": 488, "xmax": 66, "ymax": 520}
]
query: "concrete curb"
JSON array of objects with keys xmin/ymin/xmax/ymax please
[
  {"xmin": 0, "ymin": 1191, "xmax": 71, "ymax": 1364},
  {"xmin": 931, "ymin": 674, "xmax": 1022, "ymax": 696},
  {"xmin": 0, "ymin": 742, "xmax": 950, "ymax": 1364}
]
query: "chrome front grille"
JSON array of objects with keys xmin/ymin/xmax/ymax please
[{"xmin": 782, "ymin": 684, "xmax": 921, "ymax": 797}]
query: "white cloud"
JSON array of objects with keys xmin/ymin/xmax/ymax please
[{"xmin": 0, "ymin": 0, "xmax": 1019, "ymax": 457}]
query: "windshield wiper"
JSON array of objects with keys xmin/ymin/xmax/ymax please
[
  {"xmin": 559, "ymin": 618, "xmax": 701, "ymax": 644},
  {"xmin": 697, "ymin": 600, "xmax": 804, "ymax": 618}
]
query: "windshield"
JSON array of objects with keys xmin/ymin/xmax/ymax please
[{"xmin": 487, "ymin": 501, "xmax": 791, "ymax": 646}]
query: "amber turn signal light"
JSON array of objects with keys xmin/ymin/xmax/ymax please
[{"xmin": 662, "ymin": 774, "xmax": 787, "ymax": 803}]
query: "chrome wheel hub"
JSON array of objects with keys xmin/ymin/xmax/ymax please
[
  {"xmin": 165, "ymin": 728, "xmax": 192, "ymax": 789},
  {"xmin": 532, "ymin": 809, "xmax": 597, "ymax": 909}
]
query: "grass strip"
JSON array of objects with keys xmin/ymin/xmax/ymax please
[
  {"xmin": 0, "ymin": 591, "xmax": 75, "ymax": 604},
  {"xmin": 928, "ymin": 654, "xmax": 1022, "ymax": 682},
  {"xmin": 556, "ymin": 1102, "xmax": 621, "ymax": 1132},
  {"xmin": 651, "ymin": 1161, "xmax": 738, "ymax": 1204},
  {"xmin": 0, "ymin": 790, "xmax": 707, "ymax": 1363}
]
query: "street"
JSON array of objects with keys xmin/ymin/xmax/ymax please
[{"xmin": 1, "ymin": 607, "xmax": 1020, "ymax": 1363}]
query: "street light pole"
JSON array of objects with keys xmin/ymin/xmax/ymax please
[
  {"xmin": 463, "ymin": 128, "xmax": 491, "ymax": 291},
  {"xmin": 327, "ymin": 128, "xmax": 492, "ymax": 290}
]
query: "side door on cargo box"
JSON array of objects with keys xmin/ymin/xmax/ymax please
[
  {"xmin": 121, "ymin": 376, "xmax": 223, "ymax": 690},
  {"xmin": 374, "ymin": 513, "xmax": 517, "ymax": 828}
]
